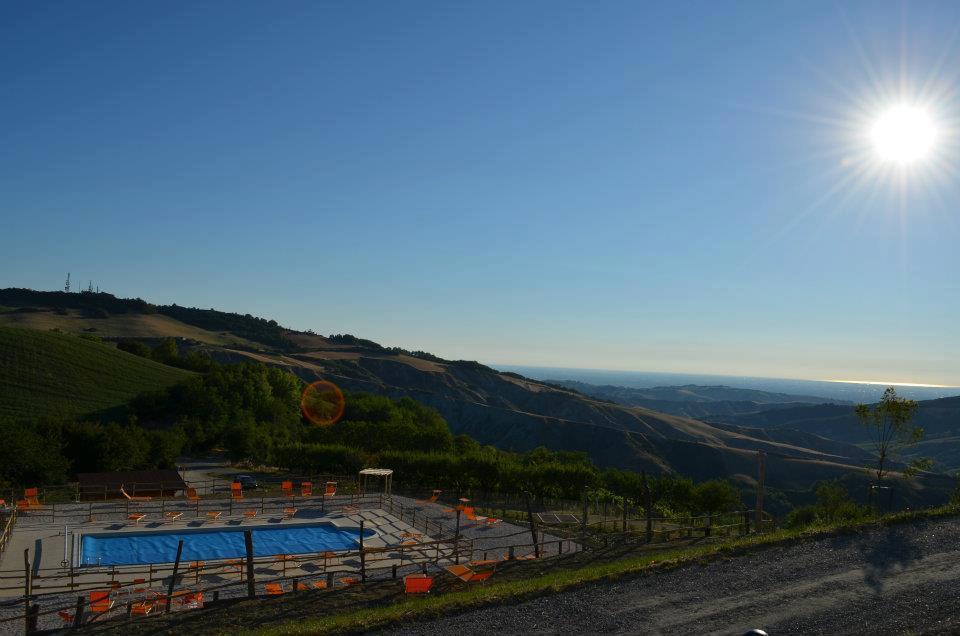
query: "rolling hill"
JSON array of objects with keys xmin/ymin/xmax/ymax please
[
  {"xmin": 0, "ymin": 325, "xmax": 194, "ymax": 424},
  {"xmin": 545, "ymin": 379, "xmax": 846, "ymax": 419},
  {"xmin": 718, "ymin": 396, "xmax": 960, "ymax": 472},
  {"xmin": 1, "ymin": 287, "xmax": 953, "ymax": 503}
]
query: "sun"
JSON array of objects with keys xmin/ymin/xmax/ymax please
[{"xmin": 869, "ymin": 104, "xmax": 938, "ymax": 164}]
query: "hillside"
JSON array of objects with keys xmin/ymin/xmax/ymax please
[
  {"xmin": 0, "ymin": 325, "xmax": 193, "ymax": 424},
  {"xmin": 718, "ymin": 396, "xmax": 960, "ymax": 472},
  {"xmin": 546, "ymin": 379, "xmax": 845, "ymax": 419},
  {"xmin": 0, "ymin": 287, "xmax": 946, "ymax": 498}
]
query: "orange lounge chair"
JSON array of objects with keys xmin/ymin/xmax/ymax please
[
  {"xmin": 339, "ymin": 577, "xmax": 361, "ymax": 586},
  {"xmin": 463, "ymin": 507, "xmax": 487, "ymax": 522},
  {"xmin": 404, "ymin": 573, "xmax": 434, "ymax": 594},
  {"xmin": 186, "ymin": 487, "xmax": 200, "ymax": 503},
  {"xmin": 283, "ymin": 507, "xmax": 297, "ymax": 519},
  {"xmin": 264, "ymin": 582, "xmax": 285, "ymax": 595},
  {"xmin": 16, "ymin": 487, "xmax": 43, "ymax": 510},
  {"xmin": 24, "ymin": 487, "xmax": 41, "ymax": 506},
  {"xmin": 120, "ymin": 485, "xmax": 152, "ymax": 502},
  {"xmin": 89, "ymin": 590, "xmax": 115, "ymax": 616},
  {"xmin": 130, "ymin": 600, "xmax": 154, "ymax": 616},
  {"xmin": 445, "ymin": 562, "xmax": 497, "ymax": 583},
  {"xmin": 445, "ymin": 564, "xmax": 475, "ymax": 582},
  {"xmin": 164, "ymin": 511, "xmax": 183, "ymax": 522},
  {"xmin": 230, "ymin": 482, "xmax": 244, "ymax": 501},
  {"xmin": 206, "ymin": 510, "xmax": 222, "ymax": 521},
  {"xmin": 300, "ymin": 481, "xmax": 313, "ymax": 497},
  {"xmin": 179, "ymin": 590, "xmax": 203, "ymax": 609},
  {"xmin": 485, "ymin": 516, "xmax": 502, "ymax": 524},
  {"xmin": 57, "ymin": 590, "xmax": 116, "ymax": 624},
  {"xmin": 243, "ymin": 509, "xmax": 258, "ymax": 520},
  {"xmin": 127, "ymin": 513, "xmax": 146, "ymax": 525},
  {"xmin": 416, "ymin": 490, "xmax": 442, "ymax": 505},
  {"xmin": 282, "ymin": 481, "xmax": 294, "ymax": 497},
  {"xmin": 324, "ymin": 482, "xmax": 337, "ymax": 496}
]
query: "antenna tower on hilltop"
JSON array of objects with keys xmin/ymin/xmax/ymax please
[{"xmin": 64, "ymin": 273, "xmax": 71, "ymax": 293}]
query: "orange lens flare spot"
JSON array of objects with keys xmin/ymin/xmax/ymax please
[{"xmin": 300, "ymin": 380, "xmax": 345, "ymax": 426}]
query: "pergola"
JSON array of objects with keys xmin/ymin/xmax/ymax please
[{"xmin": 358, "ymin": 468, "xmax": 393, "ymax": 496}]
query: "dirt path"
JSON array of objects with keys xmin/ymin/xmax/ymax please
[{"xmin": 381, "ymin": 516, "xmax": 960, "ymax": 635}]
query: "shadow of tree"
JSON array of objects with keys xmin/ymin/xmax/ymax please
[{"xmin": 859, "ymin": 525, "xmax": 924, "ymax": 593}]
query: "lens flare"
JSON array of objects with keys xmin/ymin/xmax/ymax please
[{"xmin": 300, "ymin": 380, "xmax": 345, "ymax": 426}]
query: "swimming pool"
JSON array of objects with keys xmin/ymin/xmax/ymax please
[{"xmin": 80, "ymin": 522, "xmax": 376, "ymax": 566}]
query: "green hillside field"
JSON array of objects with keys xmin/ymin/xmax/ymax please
[{"xmin": 0, "ymin": 326, "xmax": 193, "ymax": 424}]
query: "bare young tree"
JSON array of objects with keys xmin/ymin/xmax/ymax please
[{"xmin": 855, "ymin": 387, "xmax": 929, "ymax": 482}]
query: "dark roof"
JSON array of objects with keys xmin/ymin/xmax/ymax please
[{"xmin": 76, "ymin": 469, "xmax": 187, "ymax": 489}]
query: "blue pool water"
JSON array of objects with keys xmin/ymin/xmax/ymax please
[{"xmin": 81, "ymin": 523, "xmax": 375, "ymax": 566}]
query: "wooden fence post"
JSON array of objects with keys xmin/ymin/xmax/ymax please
[
  {"xmin": 524, "ymin": 492, "xmax": 540, "ymax": 559},
  {"xmin": 454, "ymin": 509, "xmax": 462, "ymax": 564},
  {"xmin": 166, "ymin": 539, "xmax": 184, "ymax": 613},
  {"xmin": 244, "ymin": 531, "xmax": 256, "ymax": 598},
  {"xmin": 359, "ymin": 520, "xmax": 366, "ymax": 583},
  {"xmin": 641, "ymin": 471, "xmax": 653, "ymax": 543},
  {"xmin": 23, "ymin": 549, "xmax": 31, "ymax": 635},
  {"xmin": 72, "ymin": 595, "xmax": 85, "ymax": 628},
  {"xmin": 755, "ymin": 451, "xmax": 766, "ymax": 531}
]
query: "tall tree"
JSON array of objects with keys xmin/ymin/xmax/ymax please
[{"xmin": 855, "ymin": 387, "xmax": 929, "ymax": 482}]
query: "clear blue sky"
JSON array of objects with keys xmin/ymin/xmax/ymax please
[{"xmin": 2, "ymin": 1, "xmax": 958, "ymax": 385}]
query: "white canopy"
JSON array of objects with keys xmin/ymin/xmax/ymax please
[{"xmin": 359, "ymin": 468, "xmax": 393, "ymax": 495}]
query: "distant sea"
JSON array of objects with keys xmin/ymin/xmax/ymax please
[{"xmin": 491, "ymin": 365, "xmax": 960, "ymax": 403}]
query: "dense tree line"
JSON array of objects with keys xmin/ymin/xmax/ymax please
[{"xmin": 1, "ymin": 348, "xmax": 745, "ymax": 516}]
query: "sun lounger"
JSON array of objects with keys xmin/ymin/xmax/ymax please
[
  {"xmin": 243, "ymin": 509, "xmax": 258, "ymax": 520},
  {"xmin": 89, "ymin": 590, "xmax": 115, "ymax": 615},
  {"xmin": 283, "ymin": 507, "xmax": 297, "ymax": 519},
  {"xmin": 120, "ymin": 485, "xmax": 152, "ymax": 502},
  {"xmin": 186, "ymin": 487, "xmax": 200, "ymax": 503},
  {"xmin": 341, "ymin": 505, "xmax": 359, "ymax": 515},
  {"xmin": 230, "ymin": 482, "xmax": 244, "ymax": 502},
  {"xmin": 293, "ymin": 580, "xmax": 328, "ymax": 591},
  {"xmin": 206, "ymin": 511, "xmax": 222, "ymax": 521},
  {"xmin": 445, "ymin": 564, "xmax": 475, "ymax": 582},
  {"xmin": 164, "ymin": 511, "xmax": 183, "ymax": 522},
  {"xmin": 463, "ymin": 506, "xmax": 487, "ymax": 522},
  {"xmin": 404, "ymin": 573, "xmax": 434, "ymax": 593},
  {"xmin": 180, "ymin": 591, "xmax": 204, "ymax": 609},
  {"xmin": 300, "ymin": 481, "xmax": 313, "ymax": 497},
  {"xmin": 325, "ymin": 482, "xmax": 337, "ymax": 496},
  {"xmin": 56, "ymin": 590, "xmax": 117, "ymax": 626},
  {"xmin": 16, "ymin": 487, "xmax": 43, "ymax": 510},
  {"xmin": 445, "ymin": 562, "xmax": 497, "ymax": 583},
  {"xmin": 282, "ymin": 481, "xmax": 294, "ymax": 497},
  {"xmin": 127, "ymin": 513, "xmax": 146, "ymax": 525},
  {"xmin": 339, "ymin": 577, "xmax": 361, "ymax": 586},
  {"xmin": 415, "ymin": 489, "xmax": 442, "ymax": 505},
  {"xmin": 130, "ymin": 600, "xmax": 154, "ymax": 616},
  {"xmin": 264, "ymin": 582, "xmax": 284, "ymax": 595}
]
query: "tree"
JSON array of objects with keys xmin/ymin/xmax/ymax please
[
  {"xmin": 692, "ymin": 479, "xmax": 741, "ymax": 515},
  {"xmin": 855, "ymin": 387, "xmax": 930, "ymax": 482}
]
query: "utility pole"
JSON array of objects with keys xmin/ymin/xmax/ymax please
[
  {"xmin": 755, "ymin": 450, "xmax": 766, "ymax": 531},
  {"xmin": 64, "ymin": 273, "xmax": 71, "ymax": 293}
]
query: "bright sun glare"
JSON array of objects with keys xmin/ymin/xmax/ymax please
[{"xmin": 869, "ymin": 104, "xmax": 937, "ymax": 164}]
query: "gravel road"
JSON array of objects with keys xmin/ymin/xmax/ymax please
[{"xmin": 382, "ymin": 515, "xmax": 960, "ymax": 636}]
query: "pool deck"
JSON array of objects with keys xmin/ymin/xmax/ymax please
[
  {"xmin": 0, "ymin": 505, "xmax": 430, "ymax": 599},
  {"xmin": 0, "ymin": 496, "xmax": 574, "ymax": 634}
]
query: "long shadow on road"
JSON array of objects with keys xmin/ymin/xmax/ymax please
[{"xmin": 858, "ymin": 525, "xmax": 924, "ymax": 593}]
